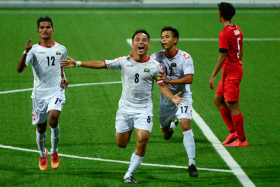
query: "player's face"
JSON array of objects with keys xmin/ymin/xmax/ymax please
[
  {"xmin": 132, "ymin": 33, "xmax": 150, "ymax": 56},
  {"xmin": 161, "ymin": 31, "xmax": 178, "ymax": 50},
  {"xmin": 37, "ymin": 21, "xmax": 54, "ymax": 40}
]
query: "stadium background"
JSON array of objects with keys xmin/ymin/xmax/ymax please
[{"xmin": 0, "ymin": 0, "xmax": 279, "ymax": 186}]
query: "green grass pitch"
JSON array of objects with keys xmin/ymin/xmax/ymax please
[{"xmin": 0, "ymin": 8, "xmax": 280, "ymax": 187}]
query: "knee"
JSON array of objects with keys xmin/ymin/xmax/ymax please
[
  {"xmin": 49, "ymin": 117, "xmax": 58, "ymax": 128},
  {"xmin": 117, "ymin": 142, "xmax": 128, "ymax": 148}
]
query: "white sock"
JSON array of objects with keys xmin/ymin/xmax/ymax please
[
  {"xmin": 36, "ymin": 129, "xmax": 46, "ymax": 157},
  {"xmin": 124, "ymin": 153, "xmax": 144, "ymax": 178},
  {"xmin": 169, "ymin": 121, "xmax": 176, "ymax": 130},
  {"xmin": 51, "ymin": 125, "xmax": 60, "ymax": 154},
  {"xmin": 183, "ymin": 129, "xmax": 196, "ymax": 166}
]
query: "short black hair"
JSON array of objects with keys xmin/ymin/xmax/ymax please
[
  {"xmin": 37, "ymin": 16, "xmax": 53, "ymax": 29},
  {"xmin": 218, "ymin": 2, "xmax": 235, "ymax": 21},
  {"xmin": 132, "ymin": 29, "xmax": 150, "ymax": 41},
  {"xmin": 161, "ymin": 26, "xmax": 179, "ymax": 39}
]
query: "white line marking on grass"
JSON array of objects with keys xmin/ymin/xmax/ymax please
[
  {"xmin": 0, "ymin": 144, "xmax": 232, "ymax": 173},
  {"xmin": 0, "ymin": 81, "xmax": 122, "ymax": 95},
  {"xmin": 0, "ymin": 10, "xmax": 279, "ymax": 14},
  {"xmin": 127, "ymin": 38, "xmax": 280, "ymax": 44},
  {"xmin": 192, "ymin": 110, "xmax": 255, "ymax": 187}
]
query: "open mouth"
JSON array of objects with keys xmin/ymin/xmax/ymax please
[{"xmin": 138, "ymin": 46, "xmax": 144, "ymax": 50}]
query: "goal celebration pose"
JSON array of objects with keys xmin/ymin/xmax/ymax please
[{"xmin": 17, "ymin": 16, "xmax": 68, "ymax": 170}]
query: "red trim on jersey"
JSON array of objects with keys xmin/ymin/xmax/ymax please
[
  {"xmin": 104, "ymin": 60, "xmax": 108, "ymax": 69},
  {"xmin": 164, "ymin": 49, "xmax": 179, "ymax": 58},
  {"xmin": 38, "ymin": 41, "xmax": 56, "ymax": 48},
  {"xmin": 133, "ymin": 55, "xmax": 150, "ymax": 63}
]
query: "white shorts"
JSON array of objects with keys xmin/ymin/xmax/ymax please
[
  {"xmin": 159, "ymin": 98, "xmax": 193, "ymax": 128},
  {"xmin": 115, "ymin": 111, "xmax": 153, "ymax": 133},
  {"xmin": 32, "ymin": 95, "xmax": 66, "ymax": 125}
]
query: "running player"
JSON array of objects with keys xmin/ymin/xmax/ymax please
[
  {"xmin": 17, "ymin": 16, "xmax": 68, "ymax": 170},
  {"xmin": 60, "ymin": 29, "xmax": 184, "ymax": 184},
  {"xmin": 209, "ymin": 2, "xmax": 248, "ymax": 147},
  {"xmin": 151, "ymin": 26, "xmax": 198, "ymax": 177}
]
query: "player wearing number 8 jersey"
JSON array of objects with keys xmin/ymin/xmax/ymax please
[
  {"xmin": 60, "ymin": 29, "xmax": 184, "ymax": 184},
  {"xmin": 17, "ymin": 16, "xmax": 68, "ymax": 170},
  {"xmin": 209, "ymin": 2, "xmax": 248, "ymax": 147}
]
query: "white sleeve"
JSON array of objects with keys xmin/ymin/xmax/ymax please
[
  {"xmin": 182, "ymin": 54, "xmax": 194, "ymax": 75},
  {"xmin": 105, "ymin": 56, "xmax": 126, "ymax": 71},
  {"xmin": 25, "ymin": 48, "xmax": 34, "ymax": 66},
  {"xmin": 62, "ymin": 48, "xmax": 67, "ymax": 60}
]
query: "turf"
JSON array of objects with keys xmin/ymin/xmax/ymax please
[{"xmin": 0, "ymin": 8, "xmax": 280, "ymax": 187}]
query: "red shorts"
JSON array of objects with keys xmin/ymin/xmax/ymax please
[{"xmin": 216, "ymin": 76, "xmax": 241, "ymax": 102}]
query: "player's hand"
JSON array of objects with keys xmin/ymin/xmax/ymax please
[
  {"xmin": 60, "ymin": 56, "xmax": 77, "ymax": 68},
  {"xmin": 129, "ymin": 50, "xmax": 134, "ymax": 58},
  {"xmin": 157, "ymin": 70, "xmax": 169, "ymax": 84},
  {"xmin": 209, "ymin": 75, "xmax": 216, "ymax": 89},
  {"xmin": 61, "ymin": 78, "xmax": 68, "ymax": 89},
  {"xmin": 171, "ymin": 92, "xmax": 185, "ymax": 106},
  {"xmin": 25, "ymin": 39, "xmax": 32, "ymax": 53}
]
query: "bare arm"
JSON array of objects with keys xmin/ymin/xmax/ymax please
[
  {"xmin": 157, "ymin": 82, "xmax": 184, "ymax": 106},
  {"xmin": 60, "ymin": 56, "xmax": 106, "ymax": 69},
  {"xmin": 209, "ymin": 52, "xmax": 227, "ymax": 89},
  {"xmin": 17, "ymin": 39, "xmax": 32, "ymax": 73},
  {"xmin": 60, "ymin": 66, "xmax": 68, "ymax": 89},
  {"xmin": 158, "ymin": 71, "xmax": 193, "ymax": 85}
]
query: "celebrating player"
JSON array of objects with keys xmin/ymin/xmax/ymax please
[
  {"xmin": 151, "ymin": 26, "xmax": 198, "ymax": 177},
  {"xmin": 17, "ymin": 16, "xmax": 68, "ymax": 170},
  {"xmin": 209, "ymin": 2, "xmax": 248, "ymax": 147},
  {"xmin": 60, "ymin": 29, "xmax": 184, "ymax": 184}
]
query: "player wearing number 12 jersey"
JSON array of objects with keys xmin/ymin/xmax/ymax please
[
  {"xmin": 17, "ymin": 16, "xmax": 68, "ymax": 170},
  {"xmin": 209, "ymin": 2, "xmax": 248, "ymax": 147},
  {"xmin": 60, "ymin": 29, "xmax": 184, "ymax": 184}
]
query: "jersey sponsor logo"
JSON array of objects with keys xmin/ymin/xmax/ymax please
[
  {"xmin": 183, "ymin": 53, "xmax": 190, "ymax": 59},
  {"xmin": 38, "ymin": 52, "xmax": 46, "ymax": 54},
  {"xmin": 171, "ymin": 63, "xmax": 176, "ymax": 67},
  {"xmin": 234, "ymin": 29, "xmax": 240, "ymax": 35},
  {"xmin": 56, "ymin": 51, "xmax": 62, "ymax": 55},
  {"xmin": 32, "ymin": 114, "xmax": 36, "ymax": 121},
  {"xmin": 144, "ymin": 68, "xmax": 150, "ymax": 73},
  {"xmin": 126, "ymin": 64, "xmax": 133, "ymax": 67}
]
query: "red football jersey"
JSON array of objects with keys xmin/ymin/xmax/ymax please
[{"xmin": 219, "ymin": 24, "xmax": 243, "ymax": 78}]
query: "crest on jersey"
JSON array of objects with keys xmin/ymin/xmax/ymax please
[
  {"xmin": 56, "ymin": 51, "xmax": 62, "ymax": 55},
  {"xmin": 171, "ymin": 63, "xmax": 176, "ymax": 67},
  {"xmin": 32, "ymin": 114, "xmax": 36, "ymax": 121},
  {"xmin": 144, "ymin": 68, "xmax": 150, "ymax": 73}
]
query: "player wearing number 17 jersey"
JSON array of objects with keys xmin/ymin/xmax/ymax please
[
  {"xmin": 17, "ymin": 16, "xmax": 68, "ymax": 171},
  {"xmin": 209, "ymin": 2, "xmax": 248, "ymax": 147},
  {"xmin": 60, "ymin": 29, "xmax": 184, "ymax": 184},
  {"xmin": 151, "ymin": 26, "xmax": 198, "ymax": 177}
]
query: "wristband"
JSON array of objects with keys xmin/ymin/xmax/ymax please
[
  {"xmin": 23, "ymin": 51, "xmax": 27, "ymax": 55},
  {"xmin": 76, "ymin": 61, "xmax": 81, "ymax": 67}
]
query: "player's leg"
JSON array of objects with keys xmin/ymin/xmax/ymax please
[
  {"xmin": 32, "ymin": 98, "xmax": 49, "ymax": 170},
  {"xmin": 215, "ymin": 78, "xmax": 236, "ymax": 144},
  {"xmin": 159, "ymin": 105, "xmax": 178, "ymax": 140},
  {"xmin": 123, "ymin": 114, "xmax": 152, "ymax": 184},
  {"xmin": 224, "ymin": 78, "xmax": 247, "ymax": 147},
  {"xmin": 178, "ymin": 100, "xmax": 198, "ymax": 177},
  {"xmin": 47, "ymin": 95, "xmax": 65, "ymax": 169}
]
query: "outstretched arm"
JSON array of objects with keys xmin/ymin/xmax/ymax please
[
  {"xmin": 158, "ymin": 82, "xmax": 184, "ymax": 106},
  {"xmin": 209, "ymin": 52, "xmax": 227, "ymax": 89},
  {"xmin": 60, "ymin": 56, "xmax": 106, "ymax": 69},
  {"xmin": 17, "ymin": 39, "xmax": 32, "ymax": 73}
]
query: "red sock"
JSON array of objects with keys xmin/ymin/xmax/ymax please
[
  {"xmin": 219, "ymin": 107, "xmax": 235, "ymax": 133},
  {"xmin": 232, "ymin": 114, "xmax": 246, "ymax": 141}
]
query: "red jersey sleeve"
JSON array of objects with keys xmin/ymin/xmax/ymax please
[{"xmin": 219, "ymin": 30, "xmax": 229, "ymax": 53}]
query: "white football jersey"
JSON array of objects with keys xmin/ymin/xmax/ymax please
[
  {"xmin": 105, "ymin": 56, "xmax": 164, "ymax": 114},
  {"xmin": 25, "ymin": 41, "xmax": 67, "ymax": 99},
  {"xmin": 151, "ymin": 49, "xmax": 194, "ymax": 105}
]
